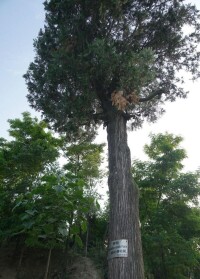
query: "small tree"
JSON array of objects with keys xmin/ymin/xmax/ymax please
[
  {"xmin": 0, "ymin": 112, "xmax": 60, "ymax": 242},
  {"xmin": 24, "ymin": 1, "xmax": 200, "ymax": 278},
  {"xmin": 133, "ymin": 133, "xmax": 200, "ymax": 279}
]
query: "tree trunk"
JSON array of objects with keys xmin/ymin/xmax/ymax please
[
  {"xmin": 107, "ymin": 111, "xmax": 144, "ymax": 279},
  {"xmin": 44, "ymin": 248, "xmax": 52, "ymax": 279},
  {"xmin": 17, "ymin": 246, "xmax": 25, "ymax": 272},
  {"xmin": 85, "ymin": 216, "xmax": 89, "ymax": 257}
]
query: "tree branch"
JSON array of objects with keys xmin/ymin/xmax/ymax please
[{"xmin": 138, "ymin": 89, "xmax": 164, "ymax": 102}]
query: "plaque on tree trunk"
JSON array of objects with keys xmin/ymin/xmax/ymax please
[{"xmin": 108, "ymin": 239, "xmax": 128, "ymax": 260}]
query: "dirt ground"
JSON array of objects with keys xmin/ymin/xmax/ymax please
[{"xmin": 0, "ymin": 244, "xmax": 102, "ymax": 279}]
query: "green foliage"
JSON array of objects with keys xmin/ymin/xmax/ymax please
[
  {"xmin": 0, "ymin": 112, "xmax": 61, "ymax": 242},
  {"xmin": 24, "ymin": 0, "xmax": 200, "ymax": 133},
  {"xmin": 0, "ymin": 113, "xmax": 105, "ymax": 252},
  {"xmin": 11, "ymin": 168, "xmax": 93, "ymax": 249},
  {"xmin": 0, "ymin": 112, "xmax": 60, "ymax": 179},
  {"xmin": 64, "ymin": 141, "xmax": 105, "ymax": 184},
  {"xmin": 132, "ymin": 133, "xmax": 200, "ymax": 278}
]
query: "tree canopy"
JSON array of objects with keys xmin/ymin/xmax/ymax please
[{"xmin": 24, "ymin": 0, "xmax": 200, "ymax": 133}]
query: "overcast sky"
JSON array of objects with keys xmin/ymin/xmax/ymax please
[{"xmin": 1, "ymin": 0, "xmax": 200, "ymax": 172}]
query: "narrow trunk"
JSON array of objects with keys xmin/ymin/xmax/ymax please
[
  {"xmin": 85, "ymin": 216, "xmax": 89, "ymax": 257},
  {"xmin": 17, "ymin": 246, "xmax": 25, "ymax": 272},
  {"xmin": 44, "ymin": 248, "xmax": 52, "ymax": 279},
  {"xmin": 107, "ymin": 112, "xmax": 144, "ymax": 279}
]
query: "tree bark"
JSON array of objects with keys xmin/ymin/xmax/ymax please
[{"xmin": 107, "ymin": 111, "xmax": 144, "ymax": 279}]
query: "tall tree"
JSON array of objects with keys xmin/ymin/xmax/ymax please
[{"xmin": 24, "ymin": 1, "xmax": 200, "ymax": 278}]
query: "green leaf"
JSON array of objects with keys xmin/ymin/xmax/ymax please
[
  {"xmin": 58, "ymin": 226, "xmax": 68, "ymax": 237},
  {"xmin": 25, "ymin": 209, "xmax": 38, "ymax": 216},
  {"xmin": 22, "ymin": 221, "xmax": 35, "ymax": 229},
  {"xmin": 70, "ymin": 225, "xmax": 80, "ymax": 235},
  {"xmin": 75, "ymin": 235, "xmax": 83, "ymax": 248},
  {"xmin": 81, "ymin": 220, "xmax": 87, "ymax": 233}
]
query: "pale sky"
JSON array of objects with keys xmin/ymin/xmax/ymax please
[{"xmin": 1, "ymin": 0, "xmax": 200, "ymax": 173}]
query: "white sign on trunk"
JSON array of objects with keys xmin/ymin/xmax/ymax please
[{"xmin": 108, "ymin": 239, "xmax": 128, "ymax": 260}]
